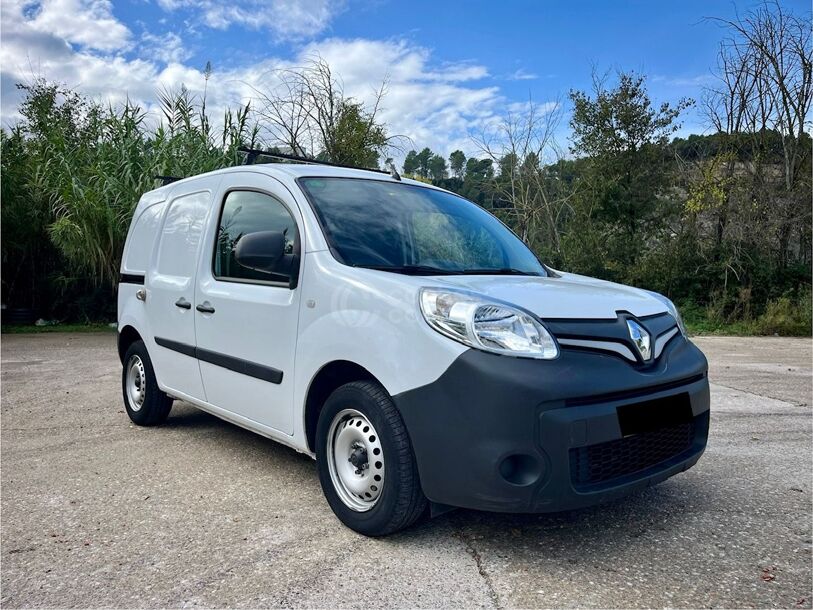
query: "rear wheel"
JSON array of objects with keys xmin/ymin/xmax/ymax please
[
  {"xmin": 316, "ymin": 381, "xmax": 427, "ymax": 536},
  {"xmin": 121, "ymin": 340, "xmax": 172, "ymax": 426}
]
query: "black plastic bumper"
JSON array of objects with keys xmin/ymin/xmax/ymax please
[{"xmin": 393, "ymin": 336, "xmax": 710, "ymax": 513}]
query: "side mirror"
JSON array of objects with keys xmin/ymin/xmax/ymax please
[{"xmin": 234, "ymin": 231, "xmax": 287, "ymax": 275}]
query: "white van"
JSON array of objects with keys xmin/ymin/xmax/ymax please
[{"xmin": 117, "ymin": 158, "xmax": 710, "ymax": 535}]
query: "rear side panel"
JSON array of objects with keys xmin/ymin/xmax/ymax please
[
  {"xmin": 121, "ymin": 193, "xmax": 168, "ymax": 277},
  {"xmin": 146, "ymin": 187, "xmax": 216, "ymax": 400},
  {"xmin": 118, "ymin": 192, "xmax": 168, "ymax": 357}
]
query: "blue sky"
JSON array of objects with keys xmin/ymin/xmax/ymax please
[{"xmin": 2, "ymin": 0, "xmax": 810, "ymax": 159}]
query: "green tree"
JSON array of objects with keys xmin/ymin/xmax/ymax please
[
  {"xmin": 521, "ymin": 152, "xmax": 540, "ymax": 175},
  {"xmin": 498, "ymin": 152, "xmax": 518, "ymax": 177},
  {"xmin": 428, "ymin": 154, "xmax": 448, "ymax": 180},
  {"xmin": 567, "ymin": 71, "xmax": 692, "ymax": 281},
  {"xmin": 1, "ymin": 126, "xmax": 59, "ymax": 314},
  {"xmin": 455, "ymin": 158, "xmax": 494, "ymax": 207},
  {"xmin": 403, "ymin": 150, "xmax": 419, "ymax": 175},
  {"xmin": 416, "ymin": 147, "xmax": 433, "ymax": 178},
  {"xmin": 465, "ymin": 157, "xmax": 494, "ymax": 180},
  {"xmin": 449, "ymin": 150, "xmax": 466, "ymax": 178},
  {"xmin": 1, "ymin": 78, "xmax": 257, "ymax": 321},
  {"xmin": 254, "ymin": 56, "xmax": 391, "ymax": 167},
  {"xmin": 329, "ymin": 101, "xmax": 387, "ymax": 167}
]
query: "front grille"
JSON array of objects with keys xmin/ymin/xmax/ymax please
[
  {"xmin": 566, "ymin": 374, "xmax": 705, "ymax": 407},
  {"xmin": 570, "ymin": 417, "xmax": 698, "ymax": 491}
]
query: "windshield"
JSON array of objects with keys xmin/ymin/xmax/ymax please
[{"xmin": 299, "ymin": 177, "xmax": 546, "ymax": 276}]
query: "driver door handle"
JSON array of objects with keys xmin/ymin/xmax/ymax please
[
  {"xmin": 174, "ymin": 298, "xmax": 192, "ymax": 310},
  {"xmin": 196, "ymin": 302, "xmax": 216, "ymax": 314}
]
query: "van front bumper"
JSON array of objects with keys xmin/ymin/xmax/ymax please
[{"xmin": 393, "ymin": 336, "xmax": 710, "ymax": 513}]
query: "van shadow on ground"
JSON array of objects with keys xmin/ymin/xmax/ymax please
[{"xmin": 165, "ymin": 400, "xmax": 709, "ymax": 556}]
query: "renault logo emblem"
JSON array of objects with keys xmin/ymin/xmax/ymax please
[{"xmin": 627, "ymin": 320, "xmax": 652, "ymax": 360}]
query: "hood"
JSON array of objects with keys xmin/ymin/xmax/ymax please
[{"xmin": 431, "ymin": 271, "xmax": 666, "ymax": 320}]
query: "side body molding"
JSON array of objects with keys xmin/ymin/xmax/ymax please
[{"xmin": 154, "ymin": 337, "xmax": 284, "ymax": 385}]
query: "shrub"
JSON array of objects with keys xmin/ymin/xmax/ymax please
[{"xmin": 751, "ymin": 290, "xmax": 812, "ymax": 336}]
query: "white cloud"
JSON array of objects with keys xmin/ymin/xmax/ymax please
[
  {"xmin": 155, "ymin": 0, "xmax": 346, "ymax": 41},
  {"xmin": 424, "ymin": 63, "xmax": 489, "ymax": 82},
  {"xmin": 140, "ymin": 31, "xmax": 192, "ymax": 64},
  {"xmin": 0, "ymin": 0, "xmax": 557, "ymax": 162},
  {"xmin": 17, "ymin": 0, "xmax": 132, "ymax": 52},
  {"xmin": 1, "ymin": 1, "xmax": 161, "ymax": 120},
  {"xmin": 652, "ymin": 73, "xmax": 714, "ymax": 87},
  {"xmin": 507, "ymin": 68, "xmax": 538, "ymax": 81},
  {"xmin": 288, "ymin": 38, "xmax": 502, "ymax": 156}
]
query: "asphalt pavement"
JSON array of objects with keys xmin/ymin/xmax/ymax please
[{"xmin": 1, "ymin": 333, "xmax": 810, "ymax": 608}]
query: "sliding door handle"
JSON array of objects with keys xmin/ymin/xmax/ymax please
[
  {"xmin": 196, "ymin": 303, "xmax": 216, "ymax": 314},
  {"xmin": 174, "ymin": 298, "xmax": 192, "ymax": 310}
]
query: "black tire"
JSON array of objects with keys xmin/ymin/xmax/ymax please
[
  {"xmin": 316, "ymin": 381, "xmax": 427, "ymax": 536},
  {"xmin": 121, "ymin": 340, "xmax": 173, "ymax": 426}
]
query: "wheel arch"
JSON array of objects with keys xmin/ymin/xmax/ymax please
[
  {"xmin": 118, "ymin": 325, "xmax": 143, "ymax": 364},
  {"xmin": 304, "ymin": 360, "xmax": 380, "ymax": 454}
]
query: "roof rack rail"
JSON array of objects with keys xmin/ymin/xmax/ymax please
[
  {"xmin": 154, "ymin": 175, "xmax": 182, "ymax": 186},
  {"xmin": 237, "ymin": 147, "xmax": 391, "ymax": 176}
]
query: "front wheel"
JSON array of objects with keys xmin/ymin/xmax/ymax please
[
  {"xmin": 121, "ymin": 340, "xmax": 173, "ymax": 426},
  {"xmin": 316, "ymin": 381, "xmax": 427, "ymax": 536}
]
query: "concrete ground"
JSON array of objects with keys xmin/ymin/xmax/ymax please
[{"xmin": 1, "ymin": 333, "xmax": 810, "ymax": 608}]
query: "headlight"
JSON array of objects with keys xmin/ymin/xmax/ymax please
[
  {"xmin": 419, "ymin": 288, "xmax": 558, "ymax": 359},
  {"xmin": 647, "ymin": 291, "xmax": 687, "ymax": 336}
]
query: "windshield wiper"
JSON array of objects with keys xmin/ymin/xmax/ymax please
[
  {"xmin": 358, "ymin": 265, "xmax": 541, "ymax": 276},
  {"xmin": 457, "ymin": 268, "xmax": 541, "ymax": 276},
  {"xmin": 357, "ymin": 264, "xmax": 458, "ymax": 276}
]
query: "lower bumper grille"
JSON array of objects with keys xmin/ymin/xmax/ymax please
[{"xmin": 570, "ymin": 415, "xmax": 703, "ymax": 491}]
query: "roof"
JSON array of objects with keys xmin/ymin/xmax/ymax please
[
  {"xmin": 145, "ymin": 163, "xmax": 434, "ymax": 197},
  {"xmin": 256, "ymin": 163, "xmax": 395, "ymax": 179}
]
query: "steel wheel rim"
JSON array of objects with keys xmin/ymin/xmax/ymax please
[
  {"xmin": 126, "ymin": 355, "xmax": 146, "ymax": 412},
  {"xmin": 326, "ymin": 408, "xmax": 385, "ymax": 512}
]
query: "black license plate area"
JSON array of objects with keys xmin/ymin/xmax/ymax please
[{"xmin": 617, "ymin": 393, "xmax": 692, "ymax": 437}]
